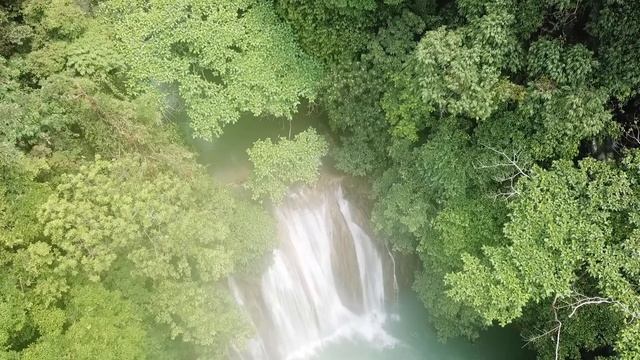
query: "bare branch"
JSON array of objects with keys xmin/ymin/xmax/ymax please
[
  {"xmin": 474, "ymin": 144, "xmax": 530, "ymax": 200},
  {"xmin": 526, "ymin": 290, "xmax": 639, "ymax": 360},
  {"xmin": 525, "ymin": 325, "xmax": 560, "ymax": 345},
  {"xmin": 563, "ymin": 296, "xmax": 615, "ymax": 318},
  {"xmin": 524, "ymin": 295, "xmax": 562, "ymax": 360},
  {"xmin": 553, "ymin": 296, "xmax": 562, "ymax": 360},
  {"xmin": 559, "ymin": 290, "xmax": 640, "ymax": 321},
  {"xmin": 476, "ymin": 145, "xmax": 529, "ymax": 177}
]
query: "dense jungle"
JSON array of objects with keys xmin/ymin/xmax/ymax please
[{"xmin": 1, "ymin": 0, "xmax": 639, "ymax": 359}]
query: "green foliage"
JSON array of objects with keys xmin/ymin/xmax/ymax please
[
  {"xmin": 413, "ymin": 195, "xmax": 508, "ymax": 339},
  {"xmin": 38, "ymin": 285, "xmax": 147, "ymax": 360},
  {"xmin": 0, "ymin": 1, "xmax": 279, "ymax": 357},
  {"xmin": 591, "ymin": 0, "xmax": 640, "ymax": 100},
  {"xmin": 371, "ymin": 117, "xmax": 510, "ymax": 338},
  {"xmin": 617, "ymin": 322, "xmax": 640, "ymax": 359},
  {"xmin": 274, "ymin": 0, "xmax": 403, "ymax": 63},
  {"xmin": 0, "ymin": 159, "xmax": 155, "ymax": 359},
  {"xmin": 13, "ymin": 0, "xmax": 119, "ymax": 84},
  {"xmin": 324, "ymin": 10, "xmax": 425, "ymax": 176},
  {"xmin": 246, "ymin": 128, "xmax": 328, "ymax": 203},
  {"xmin": 0, "ymin": 7, "xmax": 32, "ymax": 56},
  {"xmin": 322, "ymin": 0, "xmax": 634, "ymax": 354},
  {"xmin": 447, "ymin": 155, "xmax": 640, "ymax": 356},
  {"xmin": 2, "ymin": 0, "xmax": 640, "ymax": 358},
  {"xmin": 102, "ymin": 0, "xmax": 322, "ymax": 139},
  {"xmin": 39, "ymin": 156, "xmax": 274, "ymax": 356},
  {"xmin": 475, "ymin": 85, "xmax": 614, "ymax": 162},
  {"xmin": 64, "ymin": 24, "xmax": 123, "ymax": 80},
  {"xmin": 0, "ymin": 276, "xmax": 31, "ymax": 354},
  {"xmin": 22, "ymin": 0, "xmax": 90, "ymax": 45},
  {"xmin": 1, "ymin": 60, "xmax": 194, "ymax": 179},
  {"xmin": 526, "ymin": 38, "xmax": 597, "ymax": 87},
  {"xmin": 415, "ymin": 5, "xmax": 520, "ymax": 121},
  {"xmin": 416, "ymin": 27, "xmax": 504, "ymax": 120}
]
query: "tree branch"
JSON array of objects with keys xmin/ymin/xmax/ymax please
[{"xmin": 474, "ymin": 144, "xmax": 530, "ymax": 200}]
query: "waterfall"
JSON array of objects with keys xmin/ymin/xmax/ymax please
[{"xmin": 230, "ymin": 181, "xmax": 397, "ymax": 359}]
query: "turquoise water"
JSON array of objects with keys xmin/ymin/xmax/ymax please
[
  {"xmin": 314, "ymin": 290, "xmax": 534, "ymax": 360},
  {"xmin": 182, "ymin": 111, "xmax": 535, "ymax": 360}
]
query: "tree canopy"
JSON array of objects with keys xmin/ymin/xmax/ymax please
[
  {"xmin": 319, "ymin": 0, "xmax": 640, "ymax": 356},
  {"xmin": 246, "ymin": 128, "xmax": 328, "ymax": 203},
  {"xmin": 102, "ymin": 0, "xmax": 322, "ymax": 139},
  {"xmin": 1, "ymin": 0, "xmax": 640, "ymax": 358}
]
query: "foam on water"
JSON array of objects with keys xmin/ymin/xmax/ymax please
[{"xmin": 230, "ymin": 182, "xmax": 397, "ymax": 359}]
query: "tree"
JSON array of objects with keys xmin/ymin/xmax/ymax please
[
  {"xmin": 39, "ymin": 156, "xmax": 275, "ymax": 358},
  {"xmin": 414, "ymin": 1, "xmax": 521, "ymax": 121},
  {"xmin": 2, "ymin": 0, "xmax": 640, "ymax": 358},
  {"xmin": 447, "ymin": 154, "xmax": 640, "ymax": 358},
  {"xmin": 246, "ymin": 128, "xmax": 328, "ymax": 203},
  {"xmin": 274, "ymin": 0, "xmax": 408, "ymax": 63},
  {"xmin": 324, "ymin": 10, "xmax": 425, "ymax": 176},
  {"xmin": 591, "ymin": 0, "xmax": 640, "ymax": 100},
  {"xmin": 22, "ymin": 285, "xmax": 149, "ymax": 360},
  {"xmin": 0, "ymin": 1, "xmax": 282, "ymax": 357},
  {"xmin": 323, "ymin": 0, "xmax": 630, "ymax": 351},
  {"xmin": 101, "ymin": 0, "xmax": 322, "ymax": 139}
]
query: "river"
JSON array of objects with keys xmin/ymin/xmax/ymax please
[
  {"xmin": 184, "ymin": 109, "xmax": 534, "ymax": 360},
  {"xmin": 314, "ymin": 290, "xmax": 533, "ymax": 360}
]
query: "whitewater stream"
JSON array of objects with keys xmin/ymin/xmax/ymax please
[
  {"xmin": 228, "ymin": 181, "xmax": 534, "ymax": 360},
  {"xmin": 180, "ymin": 111, "xmax": 533, "ymax": 360}
]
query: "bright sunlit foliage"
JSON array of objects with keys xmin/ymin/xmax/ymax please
[{"xmin": 1, "ymin": 0, "xmax": 639, "ymax": 358}]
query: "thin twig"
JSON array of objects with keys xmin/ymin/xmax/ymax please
[{"xmin": 474, "ymin": 144, "xmax": 530, "ymax": 200}]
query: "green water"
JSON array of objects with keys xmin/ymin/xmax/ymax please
[
  {"xmin": 180, "ymin": 103, "xmax": 325, "ymax": 184},
  {"xmin": 314, "ymin": 290, "xmax": 535, "ymax": 360},
  {"xmin": 181, "ymin": 111, "xmax": 536, "ymax": 360}
]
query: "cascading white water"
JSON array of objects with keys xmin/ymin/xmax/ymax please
[{"xmin": 230, "ymin": 181, "xmax": 397, "ymax": 360}]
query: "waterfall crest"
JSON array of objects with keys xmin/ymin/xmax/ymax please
[{"xmin": 230, "ymin": 181, "xmax": 397, "ymax": 359}]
